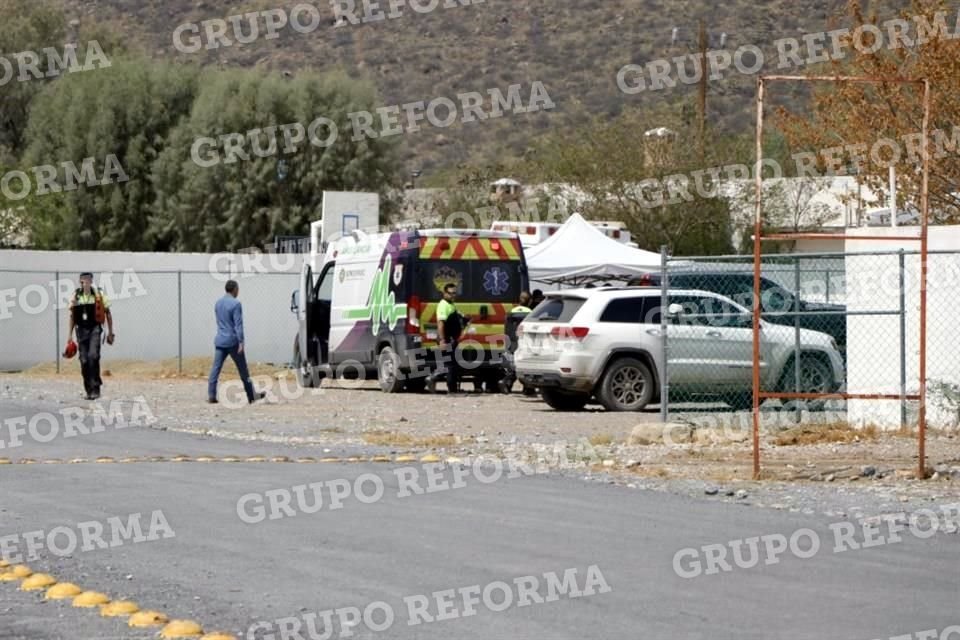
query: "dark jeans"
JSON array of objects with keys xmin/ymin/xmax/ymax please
[
  {"xmin": 208, "ymin": 344, "xmax": 255, "ymax": 402},
  {"xmin": 431, "ymin": 340, "xmax": 459, "ymax": 393},
  {"xmin": 76, "ymin": 325, "xmax": 102, "ymax": 396}
]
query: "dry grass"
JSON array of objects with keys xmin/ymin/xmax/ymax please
[
  {"xmin": 362, "ymin": 430, "xmax": 458, "ymax": 448},
  {"xmin": 23, "ymin": 357, "xmax": 286, "ymax": 380},
  {"xmin": 588, "ymin": 433, "xmax": 615, "ymax": 446},
  {"xmin": 773, "ymin": 422, "xmax": 881, "ymax": 446}
]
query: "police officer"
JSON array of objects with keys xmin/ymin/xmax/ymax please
[
  {"xmin": 499, "ymin": 291, "xmax": 533, "ymax": 394},
  {"xmin": 68, "ymin": 272, "xmax": 115, "ymax": 400}
]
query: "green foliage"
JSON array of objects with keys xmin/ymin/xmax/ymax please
[
  {"xmin": 150, "ymin": 69, "xmax": 402, "ymax": 251},
  {"xmin": 19, "ymin": 58, "xmax": 199, "ymax": 250},
  {"xmin": 533, "ymin": 109, "xmax": 736, "ymax": 256},
  {"xmin": 3, "ymin": 57, "xmax": 402, "ymax": 250}
]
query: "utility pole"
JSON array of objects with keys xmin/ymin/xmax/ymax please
[{"xmin": 698, "ymin": 20, "xmax": 708, "ymax": 163}]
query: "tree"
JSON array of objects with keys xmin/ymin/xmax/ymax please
[
  {"xmin": 777, "ymin": 0, "xmax": 960, "ymax": 222},
  {"xmin": 533, "ymin": 109, "xmax": 735, "ymax": 256},
  {"xmin": 151, "ymin": 69, "xmax": 403, "ymax": 251},
  {"xmin": 17, "ymin": 58, "xmax": 199, "ymax": 250}
]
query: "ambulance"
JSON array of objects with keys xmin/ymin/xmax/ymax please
[{"xmin": 291, "ymin": 228, "xmax": 529, "ymax": 392}]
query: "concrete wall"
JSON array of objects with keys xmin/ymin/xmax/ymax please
[
  {"xmin": 0, "ymin": 250, "xmax": 305, "ymax": 371},
  {"xmin": 845, "ymin": 227, "xmax": 960, "ymax": 429}
]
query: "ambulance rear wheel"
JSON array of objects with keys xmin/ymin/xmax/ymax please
[{"xmin": 377, "ymin": 347, "xmax": 405, "ymax": 393}]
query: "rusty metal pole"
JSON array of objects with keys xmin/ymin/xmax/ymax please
[
  {"xmin": 918, "ymin": 79, "xmax": 930, "ymax": 480},
  {"xmin": 752, "ymin": 77, "xmax": 765, "ymax": 480}
]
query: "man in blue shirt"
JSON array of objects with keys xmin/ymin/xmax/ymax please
[{"xmin": 207, "ymin": 280, "xmax": 264, "ymax": 404}]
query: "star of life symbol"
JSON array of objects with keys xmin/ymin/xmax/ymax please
[{"xmin": 483, "ymin": 267, "xmax": 510, "ymax": 296}]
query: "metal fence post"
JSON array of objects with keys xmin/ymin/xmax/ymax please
[
  {"xmin": 824, "ymin": 267, "xmax": 831, "ymax": 303},
  {"xmin": 178, "ymin": 271, "xmax": 183, "ymax": 375},
  {"xmin": 898, "ymin": 250, "xmax": 907, "ymax": 430},
  {"xmin": 55, "ymin": 270, "xmax": 61, "ymax": 374},
  {"xmin": 659, "ymin": 245, "xmax": 669, "ymax": 423},
  {"xmin": 793, "ymin": 258, "xmax": 802, "ymax": 423}
]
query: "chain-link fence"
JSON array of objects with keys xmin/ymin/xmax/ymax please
[
  {"xmin": 0, "ymin": 269, "xmax": 301, "ymax": 372},
  {"xmin": 657, "ymin": 249, "xmax": 960, "ymax": 433},
  {"xmin": 3, "ymin": 250, "xmax": 959, "ymax": 436}
]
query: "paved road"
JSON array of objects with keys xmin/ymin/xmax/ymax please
[{"xmin": 0, "ymin": 399, "xmax": 958, "ymax": 640}]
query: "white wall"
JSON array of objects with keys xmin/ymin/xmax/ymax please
[
  {"xmin": 845, "ymin": 227, "xmax": 960, "ymax": 429},
  {"xmin": 0, "ymin": 250, "xmax": 305, "ymax": 371}
]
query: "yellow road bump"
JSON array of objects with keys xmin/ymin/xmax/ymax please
[
  {"xmin": 42, "ymin": 459, "xmax": 63, "ymax": 465},
  {"xmin": 20, "ymin": 573, "xmax": 56, "ymax": 591},
  {"xmin": 346, "ymin": 457, "xmax": 366, "ymax": 463},
  {"xmin": 160, "ymin": 619, "xmax": 204, "ymax": 638},
  {"xmin": 69, "ymin": 458, "xmax": 89, "ymax": 464},
  {"xmin": 101, "ymin": 600, "xmax": 140, "ymax": 617},
  {"xmin": 220, "ymin": 456, "xmax": 241, "ymax": 463},
  {"xmin": 148, "ymin": 456, "xmax": 168, "ymax": 462},
  {"xmin": 245, "ymin": 456, "xmax": 266, "ymax": 462},
  {"xmin": 120, "ymin": 457, "xmax": 143, "ymax": 463},
  {"xmin": 0, "ymin": 457, "xmax": 11, "ymax": 464},
  {"xmin": 195, "ymin": 456, "xmax": 216, "ymax": 463},
  {"xmin": 445, "ymin": 457, "xmax": 463, "ymax": 464},
  {"xmin": 420, "ymin": 454, "xmax": 441, "ymax": 463},
  {"xmin": 296, "ymin": 457, "xmax": 317, "ymax": 464},
  {"xmin": 395, "ymin": 455, "xmax": 417, "ymax": 463},
  {"xmin": 45, "ymin": 582, "xmax": 82, "ymax": 600},
  {"xmin": 201, "ymin": 632, "xmax": 237, "ymax": 640},
  {"xmin": 18, "ymin": 458, "xmax": 37, "ymax": 464},
  {"xmin": 320, "ymin": 457, "xmax": 340, "ymax": 463},
  {"xmin": 72, "ymin": 591, "xmax": 110, "ymax": 607},
  {"xmin": 0, "ymin": 565, "xmax": 33, "ymax": 581},
  {"xmin": 129, "ymin": 610, "xmax": 169, "ymax": 628},
  {"xmin": 95, "ymin": 456, "xmax": 115, "ymax": 464},
  {"xmin": 171, "ymin": 455, "xmax": 192, "ymax": 462},
  {"xmin": 269, "ymin": 456, "xmax": 291, "ymax": 463},
  {"xmin": 371, "ymin": 456, "xmax": 392, "ymax": 463},
  {"xmin": 0, "ymin": 558, "xmax": 9, "ymax": 568}
]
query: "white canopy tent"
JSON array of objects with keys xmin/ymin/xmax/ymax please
[{"xmin": 525, "ymin": 213, "xmax": 662, "ymax": 285}]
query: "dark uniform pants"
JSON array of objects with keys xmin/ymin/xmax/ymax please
[
  {"xmin": 432, "ymin": 339, "xmax": 460, "ymax": 393},
  {"xmin": 76, "ymin": 325, "xmax": 103, "ymax": 395}
]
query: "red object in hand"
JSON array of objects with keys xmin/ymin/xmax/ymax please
[{"xmin": 63, "ymin": 340, "xmax": 77, "ymax": 359}]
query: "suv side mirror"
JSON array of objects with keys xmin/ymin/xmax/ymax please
[{"xmin": 290, "ymin": 290, "xmax": 300, "ymax": 314}]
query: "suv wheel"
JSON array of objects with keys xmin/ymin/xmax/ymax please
[
  {"xmin": 779, "ymin": 353, "xmax": 834, "ymax": 410},
  {"xmin": 597, "ymin": 357, "xmax": 654, "ymax": 412},
  {"xmin": 541, "ymin": 388, "xmax": 589, "ymax": 411},
  {"xmin": 377, "ymin": 347, "xmax": 405, "ymax": 393}
]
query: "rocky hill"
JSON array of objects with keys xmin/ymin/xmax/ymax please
[{"xmin": 62, "ymin": 0, "xmax": 900, "ymax": 178}]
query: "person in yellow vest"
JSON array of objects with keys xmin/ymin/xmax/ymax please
[
  {"xmin": 67, "ymin": 272, "xmax": 115, "ymax": 400},
  {"xmin": 499, "ymin": 291, "xmax": 534, "ymax": 394},
  {"xmin": 510, "ymin": 291, "xmax": 532, "ymax": 314}
]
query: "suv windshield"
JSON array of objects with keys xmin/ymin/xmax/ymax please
[{"xmin": 529, "ymin": 296, "xmax": 585, "ymax": 322}]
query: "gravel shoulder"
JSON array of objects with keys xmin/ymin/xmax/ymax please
[{"xmin": 4, "ymin": 372, "xmax": 960, "ymax": 525}]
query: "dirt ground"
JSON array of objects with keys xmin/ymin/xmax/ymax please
[{"xmin": 7, "ymin": 362, "xmax": 960, "ymax": 487}]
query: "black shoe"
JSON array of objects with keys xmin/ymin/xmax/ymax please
[
  {"xmin": 426, "ymin": 376, "xmax": 437, "ymax": 394},
  {"xmin": 207, "ymin": 398, "xmax": 218, "ymax": 404},
  {"xmin": 498, "ymin": 380, "xmax": 511, "ymax": 394},
  {"xmin": 249, "ymin": 391, "xmax": 267, "ymax": 404}
]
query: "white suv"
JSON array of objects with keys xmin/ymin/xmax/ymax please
[{"xmin": 515, "ymin": 287, "xmax": 845, "ymax": 412}]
